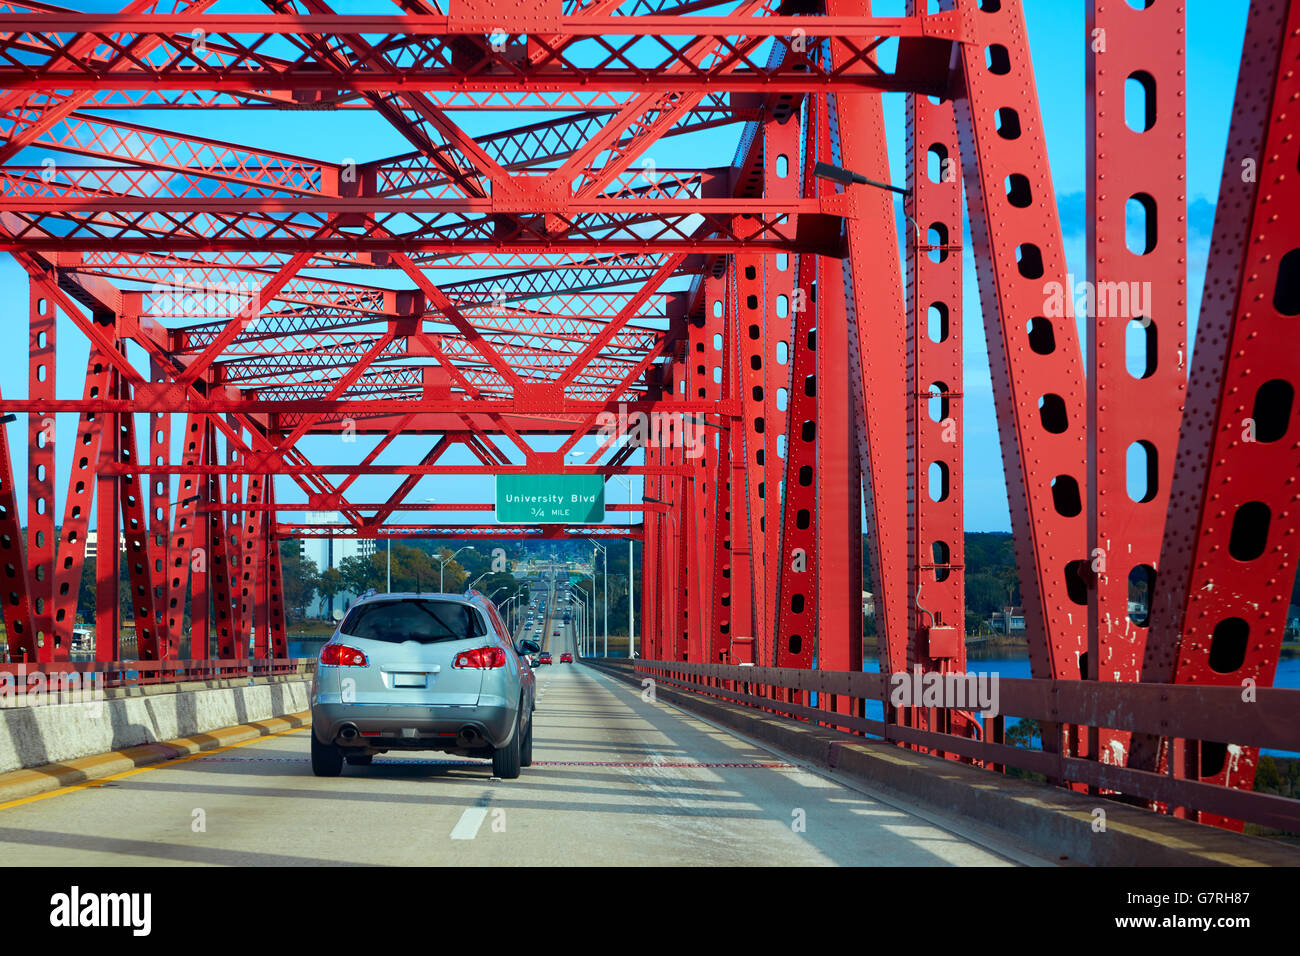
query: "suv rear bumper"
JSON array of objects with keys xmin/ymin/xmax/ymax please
[{"xmin": 312, "ymin": 700, "xmax": 517, "ymax": 749}]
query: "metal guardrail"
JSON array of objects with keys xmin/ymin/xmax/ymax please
[{"xmin": 632, "ymin": 659, "xmax": 1300, "ymax": 833}]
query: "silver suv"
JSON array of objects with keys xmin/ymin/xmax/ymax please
[{"xmin": 310, "ymin": 591, "xmax": 539, "ymax": 779}]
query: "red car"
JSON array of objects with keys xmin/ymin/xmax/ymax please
[
  {"xmin": 538, "ymin": 651, "xmax": 553, "ymax": 665},
  {"xmin": 560, "ymin": 652, "xmax": 573, "ymax": 663}
]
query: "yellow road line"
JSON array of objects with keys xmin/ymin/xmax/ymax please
[{"xmin": 0, "ymin": 723, "xmax": 309, "ymax": 814}]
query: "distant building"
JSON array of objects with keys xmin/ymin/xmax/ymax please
[
  {"xmin": 861, "ymin": 590, "xmax": 874, "ymax": 616},
  {"xmin": 300, "ymin": 511, "xmax": 375, "ymax": 618},
  {"xmin": 989, "ymin": 606, "xmax": 1025, "ymax": 635},
  {"xmin": 84, "ymin": 530, "xmax": 126, "ymax": 559}
]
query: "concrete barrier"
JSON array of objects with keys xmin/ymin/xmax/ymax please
[
  {"xmin": 583, "ymin": 658, "xmax": 1300, "ymax": 866},
  {"xmin": 0, "ymin": 675, "xmax": 311, "ymax": 775}
]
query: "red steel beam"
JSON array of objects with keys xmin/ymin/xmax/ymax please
[
  {"xmin": 0, "ymin": 384, "xmax": 36, "ymax": 662},
  {"xmin": 952, "ymin": 0, "xmax": 1088, "ymax": 682},
  {"xmin": 1138, "ymin": 0, "xmax": 1300, "ymax": 827},
  {"xmin": 27, "ymin": 277, "xmax": 56, "ymax": 659},
  {"xmin": 1084, "ymin": 0, "xmax": 1187, "ymax": 775},
  {"xmin": 905, "ymin": 0, "xmax": 968, "ymax": 691}
]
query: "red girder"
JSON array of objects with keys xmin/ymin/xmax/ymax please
[
  {"xmin": 952, "ymin": 0, "xmax": 1088, "ymax": 681},
  {"xmin": 0, "ymin": 13, "xmax": 956, "ymax": 96},
  {"xmin": 1084, "ymin": 0, "xmax": 1188, "ymax": 778},
  {"xmin": 1136, "ymin": 0, "xmax": 1300, "ymax": 827}
]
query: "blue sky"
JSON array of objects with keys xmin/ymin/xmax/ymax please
[{"xmin": 0, "ymin": 1, "xmax": 1250, "ymax": 534}]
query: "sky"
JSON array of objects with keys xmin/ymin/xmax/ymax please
[{"xmin": 0, "ymin": 0, "xmax": 1252, "ymax": 536}]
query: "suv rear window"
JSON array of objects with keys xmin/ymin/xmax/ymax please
[{"xmin": 339, "ymin": 599, "xmax": 486, "ymax": 644}]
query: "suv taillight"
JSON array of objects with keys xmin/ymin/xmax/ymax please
[
  {"xmin": 320, "ymin": 644, "xmax": 368, "ymax": 667},
  {"xmin": 452, "ymin": 647, "xmax": 507, "ymax": 669}
]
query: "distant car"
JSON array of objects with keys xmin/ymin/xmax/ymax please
[
  {"xmin": 560, "ymin": 653, "xmax": 573, "ymax": 663},
  {"xmin": 553, "ymin": 630, "xmax": 560, "ymax": 637},
  {"xmin": 538, "ymin": 651, "xmax": 553, "ymax": 665}
]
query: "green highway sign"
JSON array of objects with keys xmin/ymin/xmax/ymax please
[{"xmin": 495, "ymin": 474, "xmax": 605, "ymax": 524}]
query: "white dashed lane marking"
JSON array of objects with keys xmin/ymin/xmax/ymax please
[{"xmin": 449, "ymin": 808, "xmax": 489, "ymax": 840}]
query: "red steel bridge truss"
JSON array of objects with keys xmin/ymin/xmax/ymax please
[{"xmin": 0, "ymin": 0, "xmax": 1297, "ymax": 830}]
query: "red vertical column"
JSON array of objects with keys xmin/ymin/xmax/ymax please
[
  {"xmin": 166, "ymin": 414, "xmax": 206, "ymax": 658},
  {"xmin": 242, "ymin": 474, "xmax": 267, "ymax": 659},
  {"xmin": 1139, "ymin": 0, "xmax": 1300, "ymax": 828},
  {"xmin": 119, "ymin": 409, "xmax": 161, "ymax": 660},
  {"xmin": 28, "ymin": 284, "xmax": 56, "ymax": 660},
  {"xmin": 0, "ymin": 385, "xmax": 36, "ymax": 662},
  {"xmin": 722, "ymin": 264, "xmax": 755, "ymax": 665},
  {"xmin": 906, "ymin": 9, "xmax": 968, "ymax": 687},
  {"xmin": 52, "ymin": 352, "xmax": 109, "ymax": 648},
  {"xmin": 775, "ymin": 95, "xmax": 823, "ymax": 672},
  {"xmin": 658, "ymin": 364, "xmax": 687, "ymax": 662},
  {"xmin": 225, "ymin": 425, "xmax": 247, "ymax": 658},
  {"xmin": 827, "ymin": 5, "xmax": 909, "ymax": 676},
  {"xmin": 735, "ymin": 250, "xmax": 775, "ymax": 663},
  {"xmin": 685, "ymin": 314, "xmax": 715, "ymax": 662},
  {"xmin": 709, "ymin": 422, "xmax": 735, "ymax": 663},
  {"xmin": 209, "ymin": 422, "xmax": 237, "ymax": 660},
  {"xmin": 95, "ymin": 368, "xmax": 121, "ymax": 663},
  {"xmin": 674, "ymin": 441, "xmax": 691, "ymax": 661},
  {"xmin": 952, "ymin": 0, "xmax": 1089, "ymax": 680},
  {"xmin": 148, "ymin": 358, "xmax": 173, "ymax": 657},
  {"xmin": 655, "ymin": 427, "xmax": 675, "ymax": 661},
  {"xmin": 642, "ymin": 435, "xmax": 660, "ymax": 660},
  {"xmin": 266, "ymin": 482, "xmax": 287, "ymax": 661},
  {"xmin": 700, "ymin": 275, "xmax": 735, "ymax": 663},
  {"xmin": 760, "ymin": 116, "xmax": 798, "ymax": 665},
  {"xmin": 775, "ymin": 248, "xmax": 819, "ymax": 670},
  {"xmin": 818, "ymin": 71, "xmax": 865, "ymax": 684},
  {"xmin": 817, "ymin": 251, "xmax": 863, "ymax": 681},
  {"xmin": 1085, "ymin": 0, "xmax": 1187, "ymax": 769}
]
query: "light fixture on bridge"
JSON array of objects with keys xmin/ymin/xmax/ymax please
[{"xmin": 812, "ymin": 161, "xmax": 910, "ymax": 197}]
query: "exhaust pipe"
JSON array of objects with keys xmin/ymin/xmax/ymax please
[
  {"xmin": 339, "ymin": 724, "xmax": 359, "ymax": 741},
  {"xmin": 457, "ymin": 726, "xmax": 480, "ymax": 746}
]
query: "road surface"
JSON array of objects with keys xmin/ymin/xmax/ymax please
[{"xmin": 0, "ymin": 615, "xmax": 1052, "ymax": 865}]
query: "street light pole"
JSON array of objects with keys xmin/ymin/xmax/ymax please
[
  {"xmin": 436, "ymin": 545, "xmax": 474, "ymax": 593},
  {"xmin": 585, "ymin": 562, "xmax": 598, "ymax": 657},
  {"xmin": 588, "ymin": 541, "xmax": 608, "ymax": 658},
  {"xmin": 574, "ymin": 590, "xmax": 588, "ymax": 657}
]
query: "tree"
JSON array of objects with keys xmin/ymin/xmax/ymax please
[
  {"xmin": 78, "ymin": 556, "xmax": 97, "ymax": 622},
  {"xmin": 1006, "ymin": 718, "xmax": 1041, "ymax": 749},
  {"xmin": 278, "ymin": 540, "xmax": 319, "ymax": 622},
  {"xmin": 338, "ymin": 552, "xmax": 381, "ymax": 597},
  {"xmin": 318, "ymin": 567, "xmax": 344, "ymax": 618},
  {"xmin": 388, "ymin": 544, "xmax": 441, "ymax": 593}
]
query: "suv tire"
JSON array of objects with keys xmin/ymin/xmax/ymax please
[
  {"xmin": 311, "ymin": 733, "xmax": 344, "ymax": 777},
  {"xmin": 520, "ymin": 710, "xmax": 534, "ymax": 768},
  {"xmin": 492, "ymin": 705, "xmax": 523, "ymax": 779}
]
